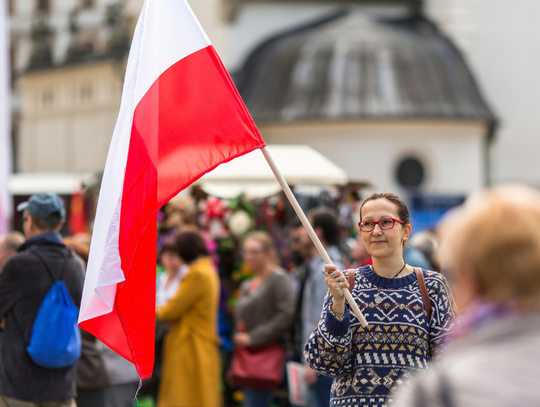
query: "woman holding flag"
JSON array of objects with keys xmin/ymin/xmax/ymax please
[{"xmin": 304, "ymin": 193, "xmax": 456, "ymax": 407}]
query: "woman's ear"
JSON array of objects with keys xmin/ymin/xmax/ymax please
[{"xmin": 402, "ymin": 224, "xmax": 412, "ymax": 242}]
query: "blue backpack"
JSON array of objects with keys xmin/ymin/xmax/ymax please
[{"xmin": 26, "ymin": 251, "xmax": 81, "ymax": 369}]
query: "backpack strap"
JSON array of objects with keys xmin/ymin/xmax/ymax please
[
  {"xmin": 32, "ymin": 249, "xmax": 70, "ymax": 282},
  {"xmin": 414, "ymin": 267, "xmax": 432, "ymax": 322}
]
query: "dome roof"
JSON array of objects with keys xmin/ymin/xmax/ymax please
[{"xmin": 236, "ymin": 11, "xmax": 495, "ymax": 124}]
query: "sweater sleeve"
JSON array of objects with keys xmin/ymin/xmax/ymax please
[
  {"xmin": 426, "ymin": 272, "xmax": 457, "ymax": 359},
  {"xmin": 248, "ymin": 273, "xmax": 296, "ymax": 347},
  {"xmin": 156, "ymin": 266, "xmax": 205, "ymax": 323},
  {"xmin": 303, "ymin": 293, "xmax": 355, "ymax": 378}
]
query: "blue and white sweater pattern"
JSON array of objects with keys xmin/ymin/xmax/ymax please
[{"xmin": 304, "ymin": 266, "xmax": 456, "ymax": 407}]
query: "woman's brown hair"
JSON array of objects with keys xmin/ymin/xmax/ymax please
[
  {"xmin": 360, "ymin": 192, "xmax": 410, "ymax": 224},
  {"xmin": 174, "ymin": 231, "xmax": 208, "ymax": 264}
]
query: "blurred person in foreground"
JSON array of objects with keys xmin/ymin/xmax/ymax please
[
  {"xmin": 0, "ymin": 231, "xmax": 25, "ymax": 271},
  {"xmin": 0, "ymin": 193, "xmax": 84, "ymax": 406},
  {"xmin": 306, "ymin": 193, "xmax": 456, "ymax": 407},
  {"xmin": 290, "ymin": 208, "xmax": 345, "ymax": 407},
  {"xmin": 156, "ymin": 230, "xmax": 221, "ymax": 407},
  {"xmin": 232, "ymin": 231, "xmax": 295, "ymax": 407},
  {"xmin": 394, "ymin": 185, "xmax": 540, "ymax": 407}
]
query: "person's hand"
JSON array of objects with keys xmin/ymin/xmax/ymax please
[
  {"xmin": 0, "ymin": 317, "xmax": 5, "ymax": 330},
  {"xmin": 323, "ymin": 264, "xmax": 349, "ymax": 303},
  {"xmin": 304, "ymin": 365, "xmax": 319, "ymax": 386},
  {"xmin": 233, "ymin": 332, "xmax": 251, "ymax": 349}
]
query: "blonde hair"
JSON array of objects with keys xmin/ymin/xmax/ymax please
[
  {"xmin": 0, "ymin": 231, "xmax": 25, "ymax": 252},
  {"xmin": 243, "ymin": 231, "xmax": 278, "ymax": 265},
  {"xmin": 439, "ymin": 184, "xmax": 540, "ymax": 304}
]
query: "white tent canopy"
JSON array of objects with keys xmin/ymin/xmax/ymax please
[
  {"xmin": 195, "ymin": 145, "xmax": 348, "ymax": 198},
  {"xmin": 8, "ymin": 173, "xmax": 97, "ymax": 195}
]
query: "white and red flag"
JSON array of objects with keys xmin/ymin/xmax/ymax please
[{"xmin": 78, "ymin": 0, "xmax": 265, "ymax": 379}]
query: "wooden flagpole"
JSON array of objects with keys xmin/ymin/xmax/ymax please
[{"xmin": 261, "ymin": 147, "xmax": 368, "ymax": 327}]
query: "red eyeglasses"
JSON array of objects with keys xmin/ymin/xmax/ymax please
[{"xmin": 358, "ymin": 218, "xmax": 405, "ymax": 232}]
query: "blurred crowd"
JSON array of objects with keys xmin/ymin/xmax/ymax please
[{"xmin": 1, "ymin": 184, "xmax": 540, "ymax": 407}]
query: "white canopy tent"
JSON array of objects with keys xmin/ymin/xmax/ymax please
[
  {"xmin": 195, "ymin": 145, "xmax": 349, "ymax": 198},
  {"xmin": 8, "ymin": 173, "xmax": 97, "ymax": 195},
  {"xmin": 6, "ymin": 146, "xmax": 348, "ymax": 199}
]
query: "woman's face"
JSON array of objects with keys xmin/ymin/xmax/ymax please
[
  {"xmin": 360, "ymin": 198, "xmax": 411, "ymax": 260},
  {"xmin": 243, "ymin": 238, "xmax": 267, "ymax": 272},
  {"xmin": 160, "ymin": 251, "xmax": 183, "ymax": 275}
]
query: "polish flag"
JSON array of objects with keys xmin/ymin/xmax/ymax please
[{"xmin": 78, "ymin": 0, "xmax": 265, "ymax": 379}]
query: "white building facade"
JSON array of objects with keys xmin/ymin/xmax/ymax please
[
  {"xmin": 10, "ymin": 0, "xmax": 538, "ymax": 218},
  {"xmin": 425, "ymin": 0, "xmax": 540, "ymax": 187}
]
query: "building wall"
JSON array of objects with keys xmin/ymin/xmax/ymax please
[
  {"xmin": 10, "ymin": 0, "xmax": 493, "ymax": 189},
  {"xmin": 18, "ymin": 60, "xmax": 123, "ymax": 172},
  {"xmin": 124, "ymin": 1, "xmax": 335, "ymax": 70},
  {"xmin": 425, "ymin": 0, "xmax": 540, "ymax": 188},
  {"xmin": 222, "ymin": 3, "xmax": 336, "ymax": 71},
  {"xmin": 260, "ymin": 121, "xmax": 487, "ymax": 196},
  {"xmin": 9, "ymin": 0, "xmax": 111, "ymax": 72}
]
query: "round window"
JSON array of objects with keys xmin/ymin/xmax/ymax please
[{"xmin": 396, "ymin": 157, "xmax": 425, "ymax": 188}]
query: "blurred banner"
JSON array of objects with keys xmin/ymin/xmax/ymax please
[
  {"xmin": 69, "ymin": 186, "xmax": 87, "ymax": 235},
  {"xmin": 0, "ymin": 0, "xmax": 12, "ymax": 234}
]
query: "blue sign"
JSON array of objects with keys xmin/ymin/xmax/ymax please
[{"xmin": 409, "ymin": 194, "xmax": 465, "ymax": 233}]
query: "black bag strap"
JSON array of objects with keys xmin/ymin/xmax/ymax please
[{"xmin": 32, "ymin": 249, "xmax": 70, "ymax": 283}]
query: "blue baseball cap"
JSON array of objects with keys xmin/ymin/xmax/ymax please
[{"xmin": 17, "ymin": 193, "xmax": 66, "ymax": 225}]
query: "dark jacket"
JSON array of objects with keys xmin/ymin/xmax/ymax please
[
  {"xmin": 0, "ymin": 232, "xmax": 84, "ymax": 402},
  {"xmin": 76, "ymin": 329, "xmax": 109, "ymax": 390}
]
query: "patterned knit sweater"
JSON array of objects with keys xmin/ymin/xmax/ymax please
[{"xmin": 304, "ymin": 266, "xmax": 456, "ymax": 407}]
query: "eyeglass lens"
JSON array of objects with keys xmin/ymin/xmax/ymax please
[{"xmin": 360, "ymin": 219, "xmax": 395, "ymax": 231}]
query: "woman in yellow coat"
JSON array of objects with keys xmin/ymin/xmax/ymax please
[{"xmin": 156, "ymin": 230, "xmax": 221, "ymax": 407}]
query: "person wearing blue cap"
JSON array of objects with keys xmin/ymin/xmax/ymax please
[{"xmin": 0, "ymin": 193, "xmax": 85, "ymax": 407}]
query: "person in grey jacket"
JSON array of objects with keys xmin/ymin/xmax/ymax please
[
  {"xmin": 394, "ymin": 185, "xmax": 540, "ymax": 407},
  {"xmin": 234, "ymin": 231, "xmax": 296, "ymax": 407},
  {"xmin": 290, "ymin": 208, "xmax": 344, "ymax": 407}
]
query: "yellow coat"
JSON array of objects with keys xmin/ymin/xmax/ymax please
[{"xmin": 156, "ymin": 257, "xmax": 221, "ymax": 407}]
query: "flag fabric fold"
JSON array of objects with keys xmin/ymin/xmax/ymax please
[{"xmin": 79, "ymin": 0, "xmax": 265, "ymax": 379}]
